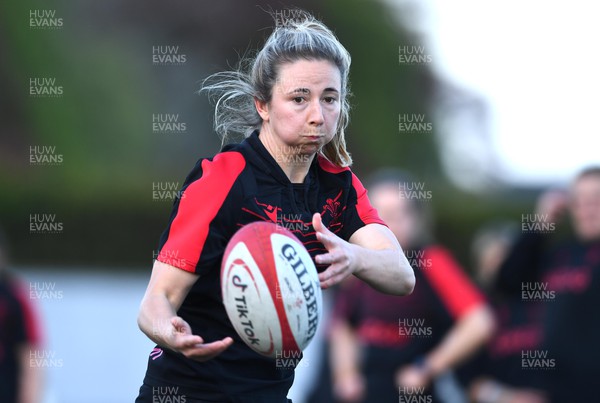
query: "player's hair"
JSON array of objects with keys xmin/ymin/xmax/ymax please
[
  {"xmin": 201, "ymin": 10, "xmax": 353, "ymax": 167},
  {"xmin": 575, "ymin": 166, "xmax": 600, "ymax": 181}
]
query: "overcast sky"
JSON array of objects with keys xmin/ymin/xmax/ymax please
[{"xmin": 387, "ymin": 0, "xmax": 600, "ymax": 189}]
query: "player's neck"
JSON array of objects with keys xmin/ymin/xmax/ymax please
[{"xmin": 258, "ymin": 129, "xmax": 314, "ymax": 184}]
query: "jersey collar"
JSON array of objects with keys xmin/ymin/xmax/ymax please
[{"xmin": 245, "ymin": 130, "xmax": 317, "ymax": 186}]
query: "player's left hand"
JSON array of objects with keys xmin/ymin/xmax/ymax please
[
  {"xmin": 395, "ymin": 364, "xmax": 432, "ymax": 391},
  {"xmin": 313, "ymin": 213, "xmax": 358, "ymax": 289}
]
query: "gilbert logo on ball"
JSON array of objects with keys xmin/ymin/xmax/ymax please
[{"xmin": 221, "ymin": 221, "xmax": 322, "ymax": 359}]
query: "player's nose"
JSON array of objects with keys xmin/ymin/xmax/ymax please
[{"xmin": 307, "ymin": 99, "xmax": 324, "ymax": 126}]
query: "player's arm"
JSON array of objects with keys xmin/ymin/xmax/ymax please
[
  {"xmin": 396, "ymin": 305, "xmax": 495, "ymax": 389},
  {"xmin": 18, "ymin": 343, "xmax": 42, "ymax": 403},
  {"xmin": 329, "ymin": 318, "xmax": 365, "ymax": 402},
  {"xmin": 313, "ymin": 213, "xmax": 415, "ymax": 295},
  {"xmin": 137, "ymin": 260, "xmax": 233, "ymax": 361}
]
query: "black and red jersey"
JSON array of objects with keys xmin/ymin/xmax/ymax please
[
  {"xmin": 140, "ymin": 131, "xmax": 385, "ymax": 402},
  {"xmin": 496, "ymin": 233, "xmax": 600, "ymax": 403},
  {"xmin": 332, "ymin": 245, "xmax": 485, "ymax": 403}
]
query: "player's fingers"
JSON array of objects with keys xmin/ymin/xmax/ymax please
[
  {"xmin": 185, "ymin": 337, "xmax": 234, "ymax": 361},
  {"xmin": 173, "ymin": 334, "xmax": 204, "ymax": 349},
  {"xmin": 312, "ymin": 213, "xmax": 334, "ymax": 240},
  {"xmin": 319, "ymin": 264, "xmax": 350, "ymax": 288},
  {"xmin": 170, "ymin": 316, "xmax": 192, "ymax": 334},
  {"xmin": 314, "ymin": 251, "xmax": 339, "ymax": 266},
  {"xmin": 320, "ymin": 272, "xmax": 347, "ymax": 289}
]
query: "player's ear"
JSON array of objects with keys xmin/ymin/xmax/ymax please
[{"xmin": 254, "ymin": 97, "xmax": 269, "ymax": 122}]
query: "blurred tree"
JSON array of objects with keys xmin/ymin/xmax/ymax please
[{"xmin": 0, "ymin": 0, "xmax": 535, "ymax": 268}]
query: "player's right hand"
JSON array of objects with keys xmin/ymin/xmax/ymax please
[
  {"xmin": 167, "ymin": 316, "xmax": 233, "ymax": 361},
  {"xmin": 333, "ymin": 372, "xmax": 365, "ymax": 403},
  {"xmin": 535, "ymin": 190, "xmax": 569, "ymax": 224}
]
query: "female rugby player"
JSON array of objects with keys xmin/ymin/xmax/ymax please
[{"xmin": 135, "ymin": 12, "xmax": 415, "ymax": 403}]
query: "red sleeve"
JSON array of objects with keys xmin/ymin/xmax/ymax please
[
  {"xmin": 422, "ymin": 246, "xmax": 486, "ymax": 319},
  {"xmin": 12, "ymin": 280, "xmax": 42, "ymax": 345},
  {"xmin": 158, "ymin": 152, "xmax": 245, "ymax": 273}
]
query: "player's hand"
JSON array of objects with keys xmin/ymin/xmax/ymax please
[
  {"xmin": 333, "ymin": 372, "xmax": 365, "ymax": 402},
  {"xmin": 395, "ymin": 364, "xmax": 432, "ymax": 391},
  {"xmin": 167, "ymin": 316, "xmax": 233, "ymax": 361},
  {"xmin": 313, "ymin": 213, "xmax": 358, "ymax": 289},
  {"xmin": 535, "ymin": 190, "xmax": 569, "ymax": 224},
  {"xmin": 501, "ymin": 389, "xmax": 548, "ymax": 403}
]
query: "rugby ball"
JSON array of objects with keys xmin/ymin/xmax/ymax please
[{"xmin": 220, "ymin": 221, "xmax": 322, "ymax": 358}]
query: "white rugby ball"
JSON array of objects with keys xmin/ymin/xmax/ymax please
[{"xmin": 220, "ymin": 221, "xmax": 322, "ymax": 358}]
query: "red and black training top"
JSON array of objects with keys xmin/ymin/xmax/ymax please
[
  {"xmin": 331, "ymin": 245, "xmax": 485, "ymax": 402},
  {"xmin": 140, "ymin": 131, "xmax": 385, "ymax": 402}
]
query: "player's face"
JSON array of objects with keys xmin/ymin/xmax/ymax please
[
  {"xmin": 571, "ymin": 175, "xmax": 600, "ymax": 241},
  {"xmin": 370, "ymin": 185, "xmax": 418, "ymax": 247},
  {"xmin": 258, "ymin": 59, "xmax": 341, "ymax": 155}
]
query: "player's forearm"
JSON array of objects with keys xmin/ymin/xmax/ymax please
[
  {"xmin": 18, "ymin": 344, "xmax": 42, "ymax": 403},
  {"xmin": 423, "ymin": 305, "xmax": 495, "ymax": 376},
  {"xmin": 137, "ymin": 293, "xmax": 178, "ymax": 347},
  {"xmin": 353, "ymin": 245, "xmax": 415, "ymax": 296},
  {"xmin": 329, "ymin": 320, "xmax": 361, "ymax": 381}
]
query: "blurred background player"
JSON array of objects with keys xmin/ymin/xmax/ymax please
[
  {"xmin": 0, "ymin": 227, "xmax": 43, "ymax": 403},
  {"xmin": 495, "ymin": 166, "xmax": 600, "ymax": 403},
  {"xmin": 328, "ymin": 170, "xmax": 495, "ymax": 403},
  {"xmin": 459, "ymin": 223, "xmax": 548, "ymax": 403}
]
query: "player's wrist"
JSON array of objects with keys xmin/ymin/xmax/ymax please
[
  {"xmin": 473, "ymin": 379, "xmax": 507, "ymax": 403},
  {"xmin": 349, "ymin": 243, "xmax": 369, "ymax": 276}
]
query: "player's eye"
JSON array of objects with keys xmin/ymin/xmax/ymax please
[
  {"xmin": 323, "ymin": 96, "xmax": 337, "ymax": 104},
  {"xmin": 292, "ymin": 96, "xmax": 306, "ymax": 104}
]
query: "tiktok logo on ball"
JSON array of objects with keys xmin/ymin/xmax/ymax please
[{"xmin": 230, "ymin": 271, "xmax": 261, "ymax": 347}]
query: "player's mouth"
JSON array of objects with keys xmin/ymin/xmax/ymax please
[{"xmin": 302, "ymin": 134, "xmax": 324, "ymax": 142}]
